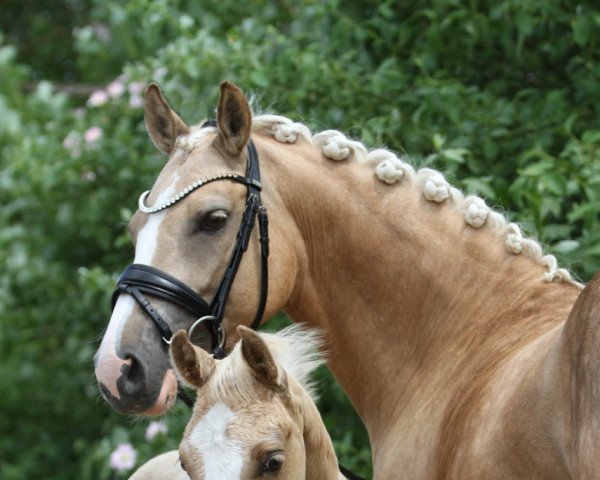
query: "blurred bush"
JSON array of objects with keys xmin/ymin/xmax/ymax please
[{"xmin": 0, "ymin": 0, "xmax": 599, "ymax": 478}]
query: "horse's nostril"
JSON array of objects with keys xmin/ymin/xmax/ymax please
[
  {"xmin": 96, "ymin": 345, "xmax": 169, "ymax": 414},
  {"xmin": 119, "ymin": 353, "xmax": 147, "ymax": 397}
]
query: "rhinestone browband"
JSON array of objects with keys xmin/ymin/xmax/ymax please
[{"xmin": 138, "ymin": 172, "xmax": 254, "ymax": 214}]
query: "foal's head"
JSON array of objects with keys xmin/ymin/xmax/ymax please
[{"xmin": 170, "ymin": 325, "xmax": 335, "ymax": 480}]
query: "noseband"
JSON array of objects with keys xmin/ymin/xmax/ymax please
[{"xmin": 111, "ymin": 121, "xmax": 269, "ymax": 359}]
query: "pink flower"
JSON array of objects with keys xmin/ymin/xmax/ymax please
[
  {"xmin": 109, "ymin": 443, "xmax": 137, "ymax": 472},
  {"xmin": 127, "ymin": 81, "xmax": 145, "ymax": 109},
  {"xmin": 93, "ymin": 23, "xmax": 111, "ymax": 43},
  {"xmin": 63, "ymin": 134, "xmax": 81, "ymax": 158},
  {"xmin": 87, "ymin": 90, "xmax": 109, "ymax": 107},
  {"xmin": 84, "ymin": 126, "xmax": 103, "ymax": 145},
  {"xmin": 63, "ymin": 134, "xmax": 79, "ymax": 150},
  {"xmin": 145, "ymin": 420, "xmax": 168, "ymax": 441},
  {"xmin": 129, "ymin": 94, "xmax": 144, "ymax": 109},
  {"xmin": 127, "ymin": 81, "xmax": 145, "ymax": 97},
  {"xmin": 82, "ymin": 171, "xmax": 97, "ymax": 182},
  {"xmin": 153, "ymin": 67, "xmax": 168, "ymax": 82},
  {"xmin": 107, "ymin": 80, "xmax": 125, "ymax": 98}
]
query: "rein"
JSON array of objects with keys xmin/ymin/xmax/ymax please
[{"xmin": 111, "ymin": 121, "xmax": 269, "ymax": 359}]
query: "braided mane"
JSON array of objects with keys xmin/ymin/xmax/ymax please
[{"xmin": 175, "ymin": 114, "xmax": 583, "ymax": 289}]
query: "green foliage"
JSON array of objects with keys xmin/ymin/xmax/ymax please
[
  {"xmin": 1, "ymin": 1, "xmax": 599, "ymax": 478},
  {"xmin": 0, "ymin": 0, "xmax": 90, "ymax": 82}
]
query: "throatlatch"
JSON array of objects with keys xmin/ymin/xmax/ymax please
[{"xmin": 111, "ymin": 123, "xmax": 269, "ymax": 359}]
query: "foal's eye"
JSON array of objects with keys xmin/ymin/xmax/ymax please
[
  {"xmin": 199, "ymin": 210, "xmax": 228, "ymax": 231},
  {"xmin": 261, "ymin": 452, "xmax": 284, "ymax": 474}
]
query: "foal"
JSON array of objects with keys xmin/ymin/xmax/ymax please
[{"xmin": 170, "ymin": 325, "xmax": 345, "ymax": 480}]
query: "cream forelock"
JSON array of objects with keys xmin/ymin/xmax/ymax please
[{"xmin": 210, "ymin": 325, "xmax": 324, "ymax": 403}]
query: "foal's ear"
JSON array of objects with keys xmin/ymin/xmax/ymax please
[
  {"xmin": 144, "ymin": 83, "xmax": 190, "ymax": 154},
  {"xmin": 170, "ymin": 330, "xmax": 215, "ymax": 389},
  {"xmin": 214, "ymin": 81, "xmax": 252, "ymax": 156},
  {"xmin": 238, "ymin": 326, "xmax": 282, "ymax": 389}
]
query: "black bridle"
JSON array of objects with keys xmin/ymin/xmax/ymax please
[{"xmin": 111, "ymin": 122, "xmax": 269, "ymax": 360}]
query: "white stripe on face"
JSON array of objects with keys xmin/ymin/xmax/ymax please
[
  {"xmin": 189, "ymin": 402, "xmax": 243, "ymax": 479},
  {"xmin": 96, "ymin": 177, "xmax": 179, "ymax": 383},
  {"xmin": 134, "ymin": 179, "xmax": 178, "ymax": 265},
  {"xmin": 95, "ymin": 295, "xmax": 134, "ymax": 398}
]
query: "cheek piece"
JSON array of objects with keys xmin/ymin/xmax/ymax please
[{"xmin": 111, "ymin": 120, "xmax": 269, "ymax": 360}]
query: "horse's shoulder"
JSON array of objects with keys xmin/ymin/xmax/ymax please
[{"xmin": 128, "ymin": 450, "xmax": 187, "ymax": 480}]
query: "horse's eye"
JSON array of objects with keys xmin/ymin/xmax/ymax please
[
  {"xmin": 200, "ymin": 210, "xmax": 228, "ymax": 231},
  {"xmin": 261, "ymin": 452, "xmax": 284, "ymax": 474}
]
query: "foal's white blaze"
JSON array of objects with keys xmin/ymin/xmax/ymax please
[{"xmin": 189, "ymin": 402, "xmax": 243, "ymax": 479}]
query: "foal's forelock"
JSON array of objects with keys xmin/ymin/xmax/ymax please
[
  {"xmin": 207, "ymin": 326, "xmax": 324, "ymax": 404},
  {"xmin": 172, "ymin": 112, "xmax": 583, "ymax": 289}
]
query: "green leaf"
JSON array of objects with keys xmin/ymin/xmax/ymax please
[
  {"xmin": 441, "ymin": 148, "xmax": 469, "ymax": 164},
  {"xmin": 520, "ymin": 158, "xmax": 555, "ymax": 176},
  {"xmin": 581, "ymin": 129, "xmax": 600, "ymax": 144},
  {"xmin": 568, "ymin": 202, "xmax": 600, "ymax": 222},
  {"xmin": 573, "ymin": 15, "xmax": 593, "ymax": 46},
  {"xmin": 553, "ymin": 240, "xmax": 580, "ymax": 254},
  {"xmin": 432, "ymin": 133, "xmax": 445, "ymax": 151},
  {"xmin": 540, "ymin": 173, "xmax": 567, "ymax": 196},
  {"xmin": 462, "ymin": 177, "xmax": 496, "ymax": 200}
]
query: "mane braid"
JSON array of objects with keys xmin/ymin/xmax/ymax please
[{"xmin": 174, "ymin": 113, "xmax": 583, "ymax": 289}]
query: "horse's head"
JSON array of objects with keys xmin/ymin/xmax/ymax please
[
  {"xmin": 172, "ymin": 326, "xmax": 323, "ymax": 480},
  {"xmin": 94, "ymin": 82, "xmax": 298, "ymax": 415}
]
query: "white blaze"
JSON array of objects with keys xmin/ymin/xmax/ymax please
[
  {"xmin": 134, "ymin": 180, "xmax": 178, "ymax": 265},
  {"xmin": 134, "ymin": 210, "xmax": 167, "ymax": 264},
  {"xmin": 97, "ymin": 178, "xmax": 179, "ymax": 375},
  {"xmin": 189, "ymin": 402, "xmax": 243, "ymax": 479},
  {"xmin": 95, "ymin": 295, "xmax": 135, "ymax": 398}
]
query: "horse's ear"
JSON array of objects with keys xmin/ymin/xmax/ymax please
[
  {"xmin": 144, "ymin": 83, "xmax": 190, "ymax": 154},
  {"xmin": 214, "ymin": 81, "xmax": 252, "ymax": 156},
  {"xmin": 238, "ymin": 326, "xmax": 281, "ymax": 389},
  {"xmin": 169, "ymin": 330, "xmax": 215, "ymax": 389}
]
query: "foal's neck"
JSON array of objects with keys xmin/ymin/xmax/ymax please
[{"xmin": 296, "ymin": 385, "xmax": 344, "ymax": 480}]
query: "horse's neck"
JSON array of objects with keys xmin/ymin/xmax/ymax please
[
  {"xmin": 295, "ymin": 385, "xmax": 342, "ymax": 480},
  {"xmin": 263, "ymin": 138, "xmax": 581, "ymax": 447}
]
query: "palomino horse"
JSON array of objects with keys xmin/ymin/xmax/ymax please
[
  {"xmin": 95, "ymin": 81, "xmax": 600, "ymax": 478},
  {"xmin": 131, "ymin": 325, "xmax": 343, "ymax": 479}
]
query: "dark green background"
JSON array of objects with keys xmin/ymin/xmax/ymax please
[{"xmin": 1, "ymin": 1, "xmax": 599, "ymax": 478}]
